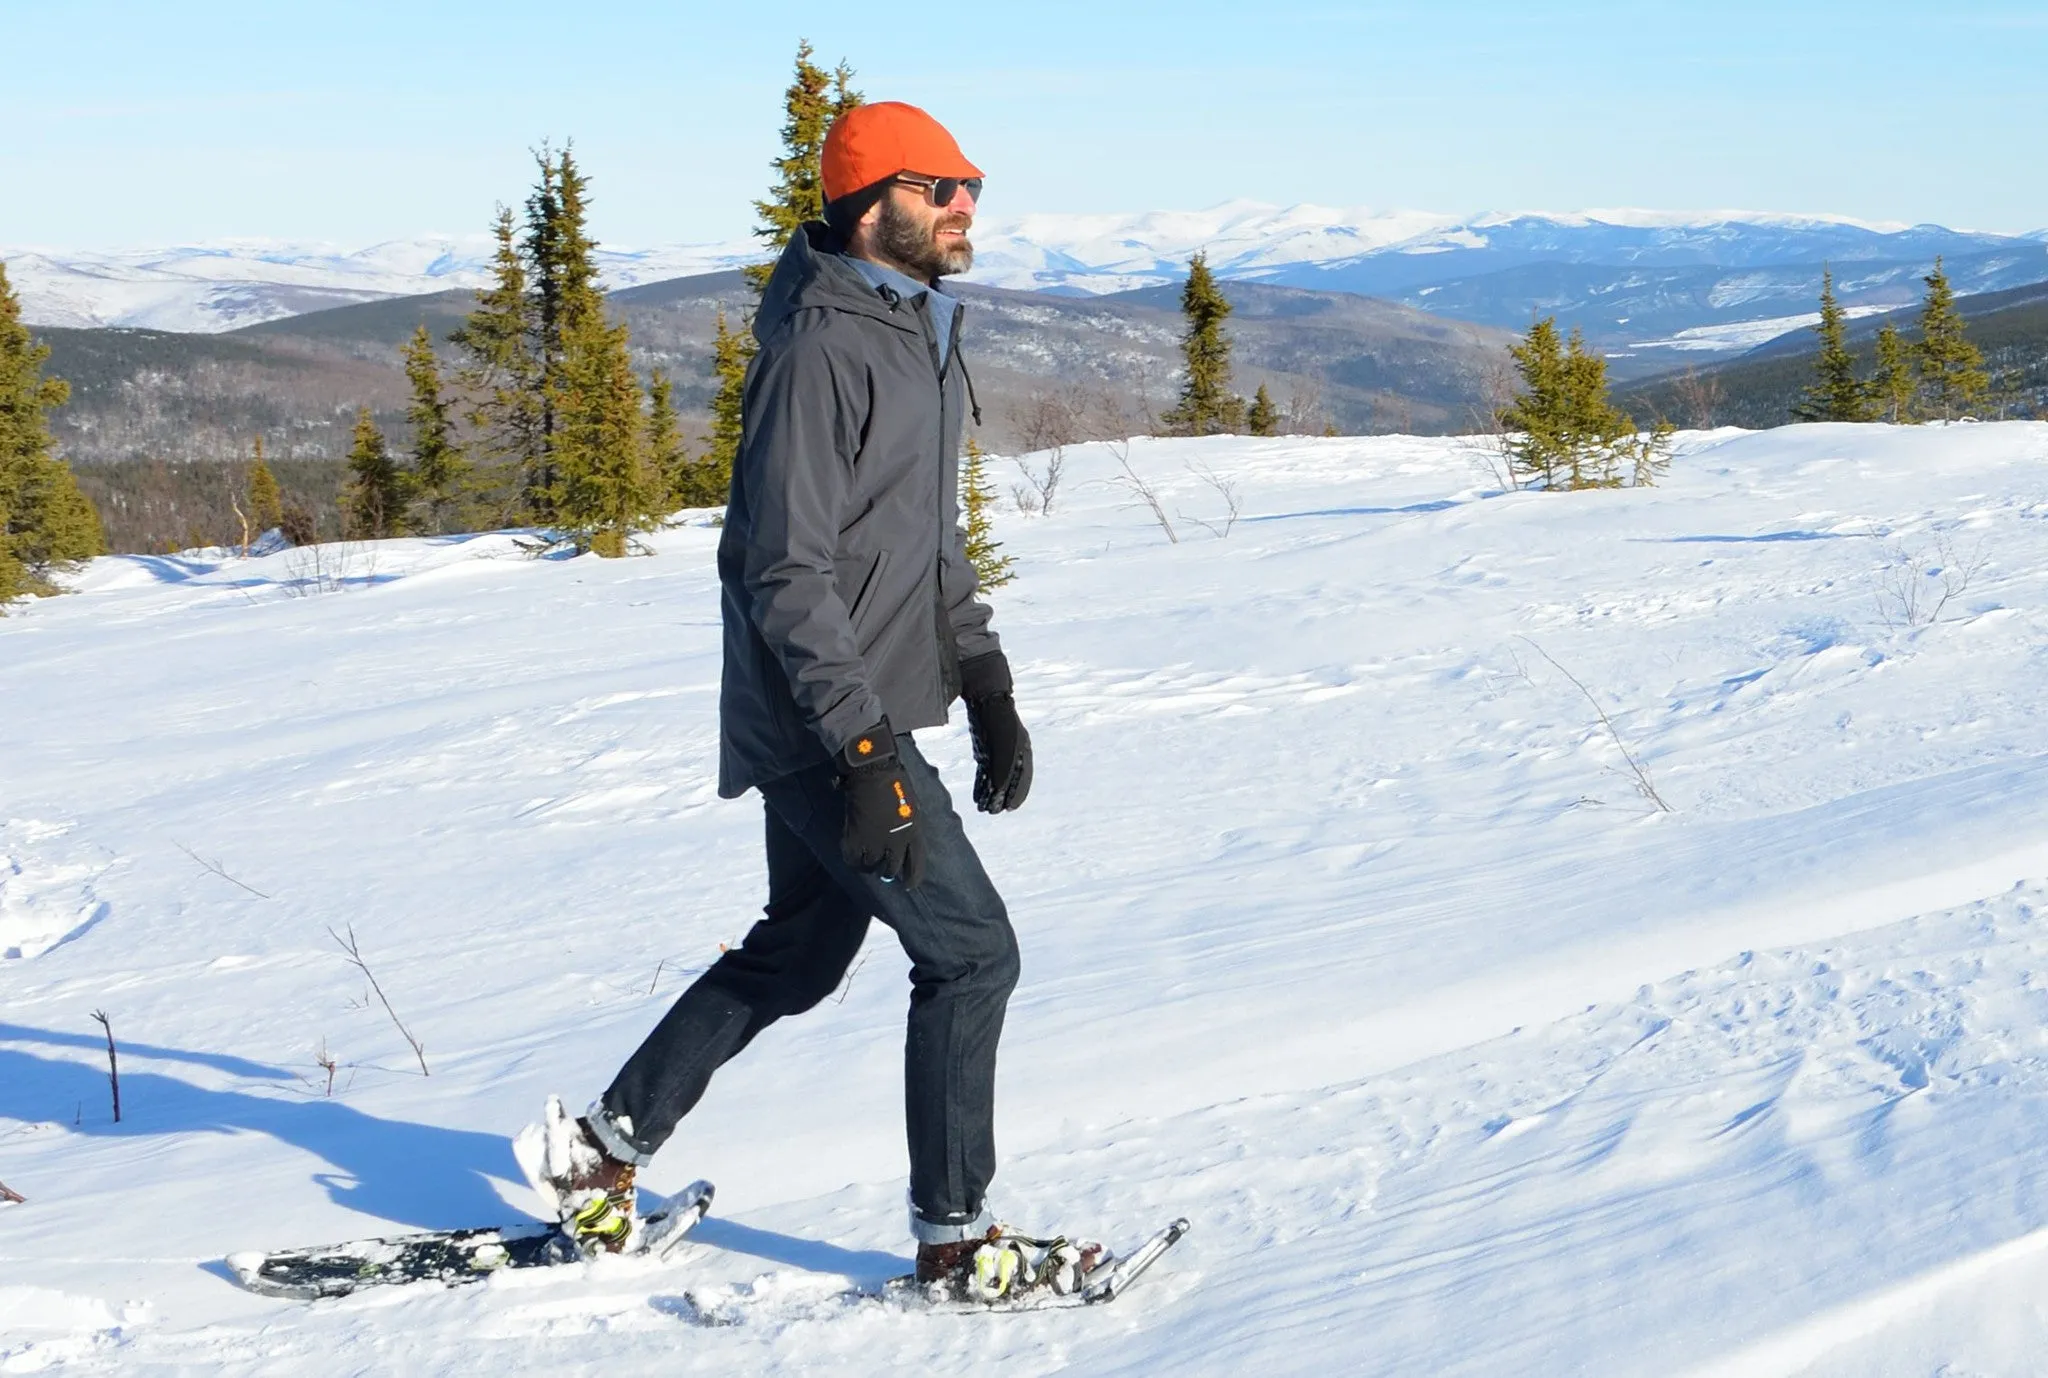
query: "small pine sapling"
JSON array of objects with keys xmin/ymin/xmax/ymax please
[{"xmin": 960, "ymin": 437, "xmax": 1014, "ymax": 588}]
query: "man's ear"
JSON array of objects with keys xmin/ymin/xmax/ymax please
[{"xmin": 858, "ymin": 197, "xmax": 886, "ymax": 229}]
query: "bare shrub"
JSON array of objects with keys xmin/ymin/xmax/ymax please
[
  {"xmin": 1108, "ymin": 442, "xmax": 1177, "ymax": 544},
  {"xmin": 1283, "ymin": 379, "xmax": 1332, "ymax": 437},
  {"xmin": 1180, "ymin": 461, "xmax": 1243, "ymax": 538},
  {"xmin": 1876, "ymin": 534, "xmax": 1989, "ymax": 629},
  {"xmin": 1672, "ymin": 367, "xmax": 1725, "ymax": 430},
  {"xmin": 280, "ymin": 540, "xmax": 378, "ymax": 597},
  {"xmin": 1007, "ymin": 386, "xmax": 1094, "ymax": 515}
]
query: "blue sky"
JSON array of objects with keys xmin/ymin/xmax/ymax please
[{"xmin": 11, "ymin": 0, "xmax": 2047, "ymax": 248}]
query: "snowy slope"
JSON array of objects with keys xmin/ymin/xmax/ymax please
[
  {"xmin": 8, "ymin": 424, "xmax": 2048, "ymax": 1374},
  {"xmin": 13, "ymin": 205, "xmax": 2042, "ymax": 334}
]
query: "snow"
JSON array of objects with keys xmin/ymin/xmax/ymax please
[
  {"xmin": 1637, "ymin": 304, "xmax": 1897, "ymax": 354},
  {"xmin": 7, "ymin": 423, "xmax": 2048, "ymax": 1373}
]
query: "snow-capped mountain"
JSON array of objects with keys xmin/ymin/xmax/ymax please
[
  {"xmin": 9, "ymin": 204, "xmax": 2047, "ymax": 353},
  {"xmin": 3, "ymin": 236, "xmax": 762, "ymax": 334}
]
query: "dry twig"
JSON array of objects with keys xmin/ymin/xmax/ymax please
[
  {"xmin": 174, "ymin": 841, "xmax": 272, "ymax": 900},
  {"xmin": 90, "ymin": 1010, "xmax": 122, "ymax": 1122},
  {"xmin": 329, "ymin": 923, "xmax": 430, "ymax": 1076},
  {"xmin": 1514, "ymin": 637, "xmax": 1673, "ymax": 813},
  {"xmin": 1109, "ymin": 443, "xmax": 1178, "ymax": 544}
]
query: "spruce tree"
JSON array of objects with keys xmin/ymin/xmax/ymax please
[
  {"xmin": 547, "ymin": 308, "xmax": 658, "ymax": 557},
  {"xmin": 247, "ymin": 436, "xmax": 283, "ymax": 532},
  {"xmin": 521, "ymin": 146, "xmax": 606, "ymax": 515},
  {"xmin": 1162, "ymin": 252, "xmax": 1245, "ymax": 436},
  {"xmin": 402, "ymin": 324, "xmax": 468, "ymax": 533},
  {"xmin": 1915, "ymin": 257, "xmax": 1989, "ymax": 421},
  {"xmin": 1795, "ymin": 267, "xmax": 1871, "ymax": 422},
  {"xmin": 1499, "ymin": 316, "xmax": 1671, "ymax": 490},
  {"xmin": 961, "ymin": 436, "xmax": 1013, "ymax": 589},
  {"xmin": 1246, "ymin": 384, "xmax": 1279, "ymax": 436},
  {"xmin": 1867, "ymin": 323, "xmax": 1918, "ymax": 423},
  {"xmin": 341, "ymin": 407, "xmax": 408, "ymax": 539},
  {"xmin": 645, "ymin": 369, "xmax": 689, "ymax": 513},
  {"xmin": 747, "ymin": 41, "xmax": 863, "ymax": 293},
  {"xmin": 696, "ymin": 306, "xmax": 749, "ymax": 501},
  {"xmin": 449, "ymin": 206, "xmax": 542, "ymax": 520},
  {"xmin": 0, "ymin": 260, "xmax": 103, "ymax": 606}
]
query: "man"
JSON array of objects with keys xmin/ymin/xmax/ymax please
[{"xmin": 519, "ymin": 102, "xmax": 1058, "ymax": 1299}]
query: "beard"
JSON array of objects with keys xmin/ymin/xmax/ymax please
[{"xmin": 875, "ymin": 195, "xmax": 974, "ymax": 280}]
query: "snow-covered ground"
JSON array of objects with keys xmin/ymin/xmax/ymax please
[
  {"xmin": 6, "ymin": 424, "xmax": 2048, "ymax": 1374},
  {"xmin": 1635, "ymin": 304, "xmax": 1897, "ymax": 354}
]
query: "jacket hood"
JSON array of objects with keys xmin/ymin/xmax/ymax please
[{"xmin": 754, "ymin": 222, "xmax": 917, "ymax": 344}]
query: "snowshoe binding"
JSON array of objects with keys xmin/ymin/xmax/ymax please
[
  {"xmin": 916, "ymin": 1225, "xmax": 1108, "ymax": 1304},
  {"xmin": 513, "ymin": 1095, "xmax": 639, "ymax": 1255}
]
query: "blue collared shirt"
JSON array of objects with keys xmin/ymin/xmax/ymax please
[{"xmin": 846, "ymin": 255, "xmax": 960, "ymax": 368}]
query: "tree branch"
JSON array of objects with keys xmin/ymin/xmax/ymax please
[{"xmin": 90, "ymin": 1010, "xmax": 121, "ymax": 1123}]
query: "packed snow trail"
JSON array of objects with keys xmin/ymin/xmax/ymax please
[{"xmin": 5, "ymin": 424, "xmax": 2048, "ymax": 1374}]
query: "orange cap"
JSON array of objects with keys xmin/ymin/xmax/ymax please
[{"xmin": 821, "ymin": 101, "xmax": 983, "ymax": 203}]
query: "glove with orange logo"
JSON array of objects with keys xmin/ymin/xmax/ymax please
[{"xmin": 835, "ymin": 719, "xmax": 925, "ymax": 888}]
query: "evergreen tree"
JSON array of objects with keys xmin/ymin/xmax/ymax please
[
  {"xmin": 746, "ymin": 41, "xmax": 863, "ymax": 293},
  {"xmin": 1246, "ymin": 384, "xmax": 1279, "ymax": 437},
  {"xmin": 693, "ymin": 305, "xmax": 748, "ymax": 502},
  {"xmin": 402, "ymin": 324, "xmax": 468, "ymax": 532},
  {"xmin": 1867, "ymin": 323, "xmax": 1919, "ymax": 424},
  {"xmin": 522, "ymin": 146, "xmax": 605, "ymax": 515},
  {"xmin": 0, "ymin": 260, "xmax": 103, "ymax": 606},
  {"xmin": 1161, "ymin": 252, "xmax": 1245, "ymax": 436},
  {"xmin": 248, "ymin": 436, "xmax": 283, "ymax": 532},
  {"xmin": 1499, "ymin": 316, "xmax": 1671, "ymax": 490},
  {"xmin": 645, "ymin": 369, "xmax": 689, "ymax": 513},
  {"xmin": 449, "ymin": 206, "xmax": 542, "ymax": 520},
  {"xmin": 546, "ymin": 308, "xmax": 658, "ymax": 557},
  {"xmin": 960, "ymin": 436, "xmax": 1013, "ymax": 589},
  {"xmin": 1915, "ymin": 257, "xmax": 1989, "ymax": 421},
  {"xmin": 1795, "ymin": 267, "xmax": 1872, "ymax": 422},
  {"xmin": 341, "ymin": 407, "xmax": 408, "ymax": 539}
]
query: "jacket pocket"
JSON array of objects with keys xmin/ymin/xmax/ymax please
[{"xmin": 847, "ymin": 549, "xmax": 891, "ymax": 631}]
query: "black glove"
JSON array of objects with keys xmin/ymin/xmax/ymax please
[
  {"xmin": 960, "ymin": 652, "xmax": 1032, "ymax": 814},
  {"xmin": 834, "ymin": 719, "xmax": 925, "ymax": 888}
]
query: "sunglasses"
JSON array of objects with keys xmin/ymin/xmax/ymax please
[{"xmin": 892, "ymin": 173, "xmax": 983, "ymax": 208}]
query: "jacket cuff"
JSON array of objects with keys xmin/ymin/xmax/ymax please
[{"xmin": 957, "ymin": 651, "xmax": 1013, "ymax": 703}]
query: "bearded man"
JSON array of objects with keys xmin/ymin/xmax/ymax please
[{"xmin": 519, "ymin": 102, "xmax": 1059, "ymax": 1300}]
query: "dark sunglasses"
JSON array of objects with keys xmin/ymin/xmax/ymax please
[{"xmin": 893, "ymin": 173, "xmax": 983, "ymax": 208}]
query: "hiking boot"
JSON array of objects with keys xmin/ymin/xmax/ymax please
[
  {"xmin": 513, "ymin": 1095, "xmax": 639, "ymax": 1254},
  {"xmin": 916, "ymin": 1225, "xmax": 1108, "ymax": 1302}
]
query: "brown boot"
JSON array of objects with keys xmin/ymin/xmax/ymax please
[
  {"xmin": 914, "ymin": 1230, "xmax": 992, "ymax": 1286},
  {"xmin": 562, "ymin": 1118, "xmax": 637, "ymax": 1253},
  {"xmin": 513, "ymin": 1096, "xmax": 639, "ymax": 1254}
]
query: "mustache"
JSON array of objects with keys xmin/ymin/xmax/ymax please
[{"xmin": 936, "ymin": 212, "xmax": 974, "ymax": 234}]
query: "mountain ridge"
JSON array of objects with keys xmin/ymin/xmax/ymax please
[{"xmin": 13, "ymin": 204, "xmax": 2045, "ymax": 346}]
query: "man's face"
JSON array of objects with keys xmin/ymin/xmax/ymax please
[{"xmin": 873, "ymin": 177, "xmax": 976, "ymax": 280}]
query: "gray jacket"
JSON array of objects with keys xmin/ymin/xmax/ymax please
[{"xmin": 716, "ymin": 222, "xmax": 1001, "ymax": 798}]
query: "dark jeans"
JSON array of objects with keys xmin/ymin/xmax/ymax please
[{"xmin": 599, "ymin": 736, "xmax": 1020, "ymax": 1238}]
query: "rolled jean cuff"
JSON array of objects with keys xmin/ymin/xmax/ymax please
[
  {"xmin": 585, "ymin": 1099, "xmax": 653, "ymax": 1166},
  {"xmin": 909, "ymin": 1200, "xmax": 995, "ymax": 1245}
]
